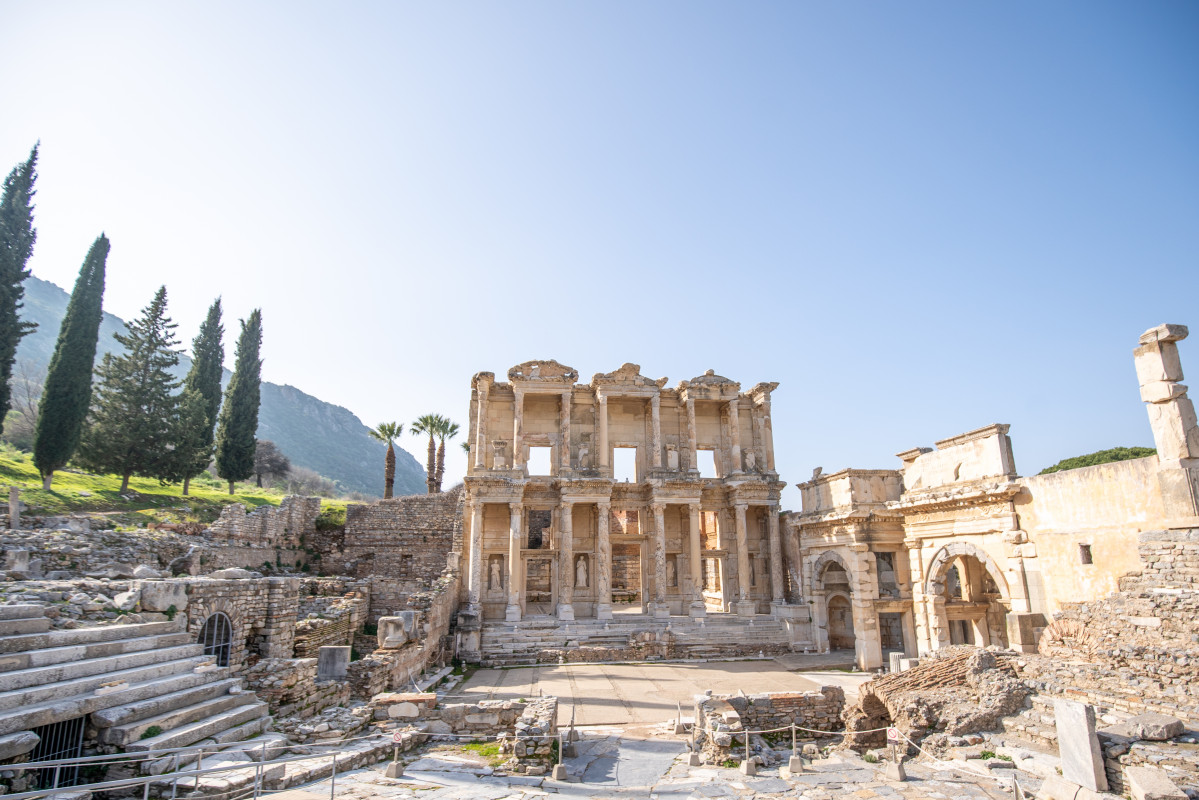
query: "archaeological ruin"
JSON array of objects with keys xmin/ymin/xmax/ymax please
[{"xmin": 0, "ymin": 324, "xmax": 1195, "ymax": 798}]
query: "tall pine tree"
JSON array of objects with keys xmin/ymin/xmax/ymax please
[
  {"xmin": 0, "ymin": 145, "xmax": 40, "ymax": 435},
  {"xmin": 215, "ymin": 310, "xmax": 262, "ymax": 495},
  {"xmin": 33, "ymin": 235, "xmax": 109, "ymax": 489},
  {"xmin": 77, "ymin": 286, "xmax": 182, "ymax": 492},
  {"xmin": 178, "ymin": 298, "xmax": 224, "ymax": 495}
]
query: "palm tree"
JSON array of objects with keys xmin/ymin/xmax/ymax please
[
  {"xmin": 410, "ymin": 414, "xmax": 441, "ymax": 494},
  {"xmin": 368, "ymin": 422, "xmax": 403, "ymax": 499},
  {"xmin": 433, "ymin": 418, "xmax": 460, "ymax": 492}
]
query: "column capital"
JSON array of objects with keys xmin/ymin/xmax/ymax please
[
  {"xmin": 559, "ymin": 498, "xmax": 574, "ymax": 511},
  {"xmin": 597, "ymin": 499, "xmax": 611, "ymax": 511},
  {"xmin": 650, "ymin": 393, "xmax": 660, "ymax": 407},
  {"xmin": 734, "ymin": 500, "xmax": 749, "ymax": 511},
  {"xmin": 650, "ymin": 500, "xmax": 667, "ymax": 513},
  {"xmin": 508, "ymin": 501, "xmax": 522, "ymax": 513}
]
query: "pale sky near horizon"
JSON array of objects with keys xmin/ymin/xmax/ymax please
[{"xmin": 2, "ymin": 1, "xmax": 1197, "ymax": 506}]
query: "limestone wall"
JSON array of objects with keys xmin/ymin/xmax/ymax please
[
  {"xmin": 329, "ymin": 490, "xmax": 462, "ymax": 583},
  {"xmin": 293, "ymin": 585, "xmax": 371, "ymax": 658},
  {"xmin": 207, "ymin": 496, "xmax": 321, "ymax": 550},
  {"xmin": 241, "ymin": 657, "xmax": 351, "ymax": 718},
  {"xmin": 185, "ymin": 576, "xmax": 299, "ymax": 672},
  {"xmin": 693, "ymin": 689, "xmax": 845, "ymax": 763}
]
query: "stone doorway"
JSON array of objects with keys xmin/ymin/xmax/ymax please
[
  {"xmin": 524, "ymin": 557, "xmax": 555, "ymax": 616},
  {"xmin": 879, "ymin": 612, "xmax": 904, "ymax": 653},
  {"xmin": 827, "ymin": 595, "xmax": 855, "ymax": 650},
  {"xmin": 610, "ymin": 540, "xmax": 644, "ymax": 614}
]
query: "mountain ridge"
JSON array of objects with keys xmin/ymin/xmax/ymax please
[{"xmin": 14, "ymin": 275, "xmax": 424, "ymax": 497}]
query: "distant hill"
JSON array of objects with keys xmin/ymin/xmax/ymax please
[{"xmin": 15, "ymin": 275, "xmax": 425, "ymax": 498}]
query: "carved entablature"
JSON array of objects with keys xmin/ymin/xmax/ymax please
[
  {"xmin": 678, "ymin": 369, "xmax": 741, "ymax": 403},
  {"xmin": 590, "ymin": 363, "xmax": 668, "ymax": 396},
  {"xmin": 748, "ymin": 381, "xmax": 779, "ymax": 407},
  {"xmin": 507, "ymin": 360, "xmax": 578, "ymax": 386},
  {"xmin": 472, "ymin": 372, "xmax": 495, "ymax": 391}
]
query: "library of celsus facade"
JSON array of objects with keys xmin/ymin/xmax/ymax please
[{"xmin": 457, "ymin": 361, "xmax": 793, "ymax": 642}]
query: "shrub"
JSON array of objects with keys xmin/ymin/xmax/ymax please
[
  {"xmin": 863, "ymin": 752, "xmax": 878, "ymax": 763},
  {"xmin": 164, "ymin": 604, "xmax": 177, "ymax": 621},
  {"xmin": 1038, "ymin": 447, "xmax": 1156, "ymax": 475},
  {"xmin": 141, "ymin": 725, "xmax": 163, "ymax": 740}
]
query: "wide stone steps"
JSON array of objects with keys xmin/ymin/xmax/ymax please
[
  {"xmin": 0, "ymin": 632, "xmax": 194, "ymax": 672},
  {"xmin": 0, "ymin": 620, "xmax": 185, "ymax": 655},
  {"xmin": 0, "ymin": 617, "xmax": 51, "ymax": 636},
  {"xmin": 0, "ymin": 666, "xmax": 223, "ymax": 736},
  {"xmin": 0, "ymin": 643, "xmax": 204, "ymax": 693},
  {"xmin": 100, "ymin": 693, "xmax": 255, "ymax": 746},
  {"xmin": 125, "ymin": 700, "xmax": 269, "ymax": 752},
  {"xmin": 91, "ymin": 678, "xmax": 242, "ymax": 728},
  {"xmin": 0, "ymin": 653, "xmax": 211, "ymax": 713}
]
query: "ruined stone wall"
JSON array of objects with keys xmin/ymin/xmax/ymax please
[
  {"xmin": 0, "ymin": 528, "xmax": 191, "ymax": 579},
  {"xmin": 241, "ymin": 657, "xmax": 351, "ymax": 718},
  {"xmin": 344, "ymin": 571, "xmax": 459, "ymax": 698},
  {"xmin": 293, "ymin": 590, "xmax": 370, "ymax": 658},
  {"xmin": 207, "ymin": 496, "xmax": 321, "ymax": 549},
  {"xmin": 330, "ymin": 489, "xmax": 462, "ymax": 582},
  {"xmin": 185, "ymin": 576, "xmax": 299, "ymax": 672},
  {"xmin": 693, "ymin": 689, "xmax": 844, "ymax": 763},
  {"xmin": 1031, "ymin": 528, "xmax": 1199, "ymax": 725}
]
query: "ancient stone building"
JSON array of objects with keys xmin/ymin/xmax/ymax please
[
  {"xmin": 787, "ymin": 323, "xmax": 1199, "ymax": 671},
  {"xmin": 457, "ymin": 360, "xmax": 795, "ymax": 657}
]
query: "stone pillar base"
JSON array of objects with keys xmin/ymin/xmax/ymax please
[
  {"xmin": 650, "ymin": 603, "xmax": 671, "ymax": 619},
  {"xmin": 556, "ymin": 602, "xmax": 575, "ymax": 621},
  {"xmin": 780, "ymin": 756, "xmax": 804, "ymax": 777},
  {"xmin": 769, "ymin": 600, "xmax": 786, "ymax": 618},
  {"xmin": 595, "ymin": 603, "xmax": 613, "ymax": 620},
  {"xmin": 688, "ymin": 601, "xmax": 707, "ymax": 618},
  {"xmin": 505, "ymin": 604, "xmax": 522, "ymax": 622},
  {"xmin": 739, "ymin": 759, "xmax": 756, "ymax": 776},
  {"xmin": 734, "ymin": 600, "xmax": 757, "ymax": 618},
  {"xmin": 384, "ymin": 761, "xmax": 404, "ymax": 778}
]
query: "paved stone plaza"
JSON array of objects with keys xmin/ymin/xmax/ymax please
[{"xmin": 451, "ymin": 658, "xmax": 870, "ymax": 726}]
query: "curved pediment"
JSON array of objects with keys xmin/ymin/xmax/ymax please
[
  {"xmin": 590, "ymin": 363, "xmax": 668, "ymax": 390},
  {"xmin": 507, "ymin": 359, "xmax": 579, "ymax": 384}
]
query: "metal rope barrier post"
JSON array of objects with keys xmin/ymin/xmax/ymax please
[
  {"xmin": 329, "ymin": 752, "xmax": 336, "ymax": 800},
  {"xmin": 782, "ymin": 723, "xmax": 803, "ymax": 776},
  {"xmin": 551, "ymin": 732, "xmax": 568, "ymax": 781},
  {"xmin": 739, "ymin": 730, "xmax": 756, "ymax": 776}
]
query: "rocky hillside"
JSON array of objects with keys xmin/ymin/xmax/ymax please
[{"xmin": 14, "ymin": 276, "xmax": 424, "ymax": 497}]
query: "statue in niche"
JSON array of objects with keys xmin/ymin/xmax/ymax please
[
  {"xmin": 489, "ymin": 557, "xmax": 503, "ymax": 591},
  {"xmin": 666, "ymin": 446, "xmax": 679, "ymax": 471},
  {"xmin": 491, "ymin": 441, "xmax": 507, "ymax": 469},
  {"xmin": 744, "ymin": 449, "xmax": 757, "ymax": 472},
  {"xmin": 576, "ymin": 555, "xmax": 588, "ymax": 588},
  {"xmin": 577, "ymin": 442, "xmax": 590, "ymax": 469},
  {"xmin": 666, "ymin": 559, "xmax": 676, "ymax": 588}
]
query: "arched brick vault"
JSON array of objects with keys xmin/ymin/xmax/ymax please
[{"xmin": 925, "ymin": 541, "xmax": 1010, "ymax": 603}]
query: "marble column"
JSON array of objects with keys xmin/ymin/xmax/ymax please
[
  {"xmin": 505, "ymin": 503, "xmax": 522, "ymax": 621},
  {"xmin": 597, "ymin": 392, "xmax": 609, "ymax": 471},
  {"xmin": 557, "ymin": 501, "xmax": 575, "ymax": 620},
  {"xmin": 688, "ymin": 503, "xmax": 705, "ymax": 617},
  {"xmin": 596, "ymin": 501, "xmax": 613, "ymax": 619},
  {"xmin": 733, "ymin": 502, "xmax": 755, "ymax": 616},
  {"xmin": 685, "ymin": 397, "xmax": 697, "ymax": 472},
  {"xmin": 560, "ymin": 391, "xmax": 572, "ymax": 472},
  {"xmin": 727, "ymin": 399, "xmax": 743, "ymax": 472},
  {"xmin": 650, "ymin": 394, "xmax": 662, "ymax": 469},
  {"xmin": 650, "ymin": 501, "xmax": 669, "ymax": 618},
  {"xmin": 908, "ymin": 542, "xmax": 933, "ymax": 655},
  {"xmin": 761, "ymin": 400, "xmax": 775, "ymax": 472},
  {"xmin": 767, "ymin": 506, "xmax": 785, "ymax": 608},
  {"xmin": 513, "ymin": 389, "xmax": 526, "ymax": 470},
  {"xmin": 474, "ymin": 379, "xmax": 490, "ymax": 470},
  {"xmin": 467, "ymin": 501, "xmax": 484, "ymax": 610},
  {"xmin": 781, "ymin": 519, "xmax": 803, "ymax": 604}
]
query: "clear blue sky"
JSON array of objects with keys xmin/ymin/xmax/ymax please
[{"xmin": 2, "ymin": 2, "xmax": 1196, "ymax": 505}]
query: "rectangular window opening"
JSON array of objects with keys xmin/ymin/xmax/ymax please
[
  {"xmin": 527, "ymin": 446, "xmax": 552, "ymax": 476},
  {"xmin": 1078, "ymin": 544, "xmax": 1093, "ymax": 565},
  {"xmin": 696, "ymin": 449, "xmax": 718, "ymax": 478},
  {"xmin": 614, "ymin": 447, "xmax": 638, "ymax": 483}
]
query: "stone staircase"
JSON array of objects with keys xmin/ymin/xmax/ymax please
[
  {"xmin": 0, "ymin": 604, "xmax": 270, "ymax": 776},
  {"xmin": 999, "ymin": 693, "xmax": 1058, "ymax": 753},
  {"xmin": 480, "ymin": 614, "xmax": 790, "ymax": 666}
]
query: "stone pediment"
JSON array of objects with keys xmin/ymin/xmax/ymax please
[
  {"xmin": 686, "ymin": 369, "xmax": 736, "ymax": 386},
  {"xmin": 507, "ymin": 360, "xmax": 578, "ymax": 384},
  {"xmin": 678, "ymin": 369, "xmax": 741, "ymax": 400},
  {"xmin": 590, "ymin": 363, "xmax": 668, "ymax": 390}
]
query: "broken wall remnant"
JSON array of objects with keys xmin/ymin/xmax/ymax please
[
  {"xmin": 207, "ymin": 496, "xmax": 321, "ymax": 550},
  {"xmin": 692, "ymin": 689, "xmax": 845, "ymax": 766}
]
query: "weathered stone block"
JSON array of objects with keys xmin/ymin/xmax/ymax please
[
  {"xmin": 316, "ymin": 646, "xmax": 350, "ymax": 681},
  {"xmin": 1101, "ymin": 713, "xmax": 1184, "ymax": 742},
  {"xmin": 0, "ymin": 731, "xmax": 39, "ymax": 760},
  {"xmin": 1053, "ymin": 699, "xmax": 1107, "ymax": 792},
  {"xmin": 139, "ymin": 581, "xmax": 188, "ymax": 612},
  {"xmin": 1125, "ymin": 766, "xmax": 1187, "ymax": 800}
]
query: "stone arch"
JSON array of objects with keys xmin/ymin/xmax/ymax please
[
  {"xmin": 924, "ymin": 541, "xmax": 1010, "ymax": 602},
  {"xmin": 812, "ymin": 550, "xmax": 853, "ymax": 591},
  {"xmin": 197, "ymin": 611, "xmax": 233, "ymax": 667},
  {"xmin": 188, "ymin": 598, "xmax": 246, "ymax": 669}
]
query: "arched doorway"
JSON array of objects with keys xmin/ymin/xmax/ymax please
[
  {"xmin": 198, "ymin": 612, "xmax": 233, "ymax": 667},
  {"xmin": 827, "ymin": 594, "xmax": 855, "ymax": 650},
  {"xmin": 925, "ymin": 543, "xmax": 1010, "ymax": 650}
]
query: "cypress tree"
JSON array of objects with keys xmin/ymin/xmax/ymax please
[
  {"xmin": 0, "ymin": 145, "xmax": 40, "ymax": 435},
  {"xmin": 178, "ymin": 298, "xmax": 224, "ymax": 494},
  {"xmin": 32, "ymin": 234, "xmax": 109, "ymax": 489},
  {"xmin": 76, "ymin": 286, "xmax": 181, "ymax": 492},
  {"xmin": 215, "ymin": 310, "xmax": 262, "ymax": 495}
]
